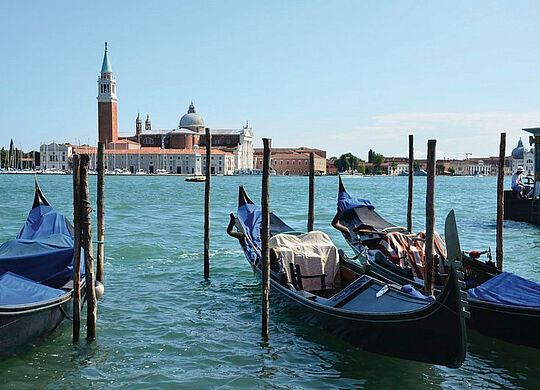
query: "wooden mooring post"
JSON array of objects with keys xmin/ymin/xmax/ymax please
[
  {"xmin": 261, "ymin": 138, "xmax": 271, "ymax": 341},
  {"xmin": 96, "ymin": 142, "xmax": 105, "ymax": 283},
  {"xmin": 72, "ymin": 155, "xmax": 82, "ymax": 343},
  {"xmin": 424, "ymin": 140, "xmax": 436, "ymax": 296},
  {"xmin": 496, "ymin": 132, "xmax": 506, "ymax": 271},
  {"xmin": 204, "ymin": 127, "xmax": 211, "ymax": 279},
  {"xmin": 407, "ymin": 134, "xmax": 414, "ymax": 232},
  {"xmin": 308, "ymin": 152, "xmax": 315, "ymax": 232},
  {"xmin": 80, "ymin": 154, "xmax": 97, "ymax": 341}
]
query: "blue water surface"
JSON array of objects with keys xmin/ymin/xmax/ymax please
[{"xmin": 0, "ymin": 174, "xmax": 538, "ymax": 389}]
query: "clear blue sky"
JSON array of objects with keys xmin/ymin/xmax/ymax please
[{"xmin": 1, "ymin": 0, "xmax": 540, "ymax": 159}]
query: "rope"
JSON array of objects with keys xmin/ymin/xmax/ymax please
[{"xmin": 59, "ymin": 305, "xmax": 72, "ymax": 321}]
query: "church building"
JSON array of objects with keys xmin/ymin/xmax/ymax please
[{"xmin": 96, "ymin": 43, "xmax": 253, "ymax": 174}]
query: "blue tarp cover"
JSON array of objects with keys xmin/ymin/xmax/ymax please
[
  {"xmin": 338, "ymin": 190, "xmax": 374, "ymax": 214},
  {"xmin": 0, "ymin": 204, "xmax": 82, "ymax": 288},
  {"xmin": 238, "ymin": 203, "xmax": 262, "ymax": 260},
  {"xmin": 0, "ymin": 272, "xmax": 65, "ymax": 306},
  {"xmin": 468, "ymin": 272, "xmax": 540, "ymax": 308}
]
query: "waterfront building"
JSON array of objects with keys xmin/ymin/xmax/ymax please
[
  {"xmin": 39, "ymin": 143, "xmax": 73, "ymax": 172},
  {"xmin": 253, "ymin": 147, "xmax": 327, "ymax": 175}
]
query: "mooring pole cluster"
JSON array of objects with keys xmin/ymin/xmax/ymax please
[{"xmin": 72, "ymin": 144, "xmax": 106, "ymax": 343}]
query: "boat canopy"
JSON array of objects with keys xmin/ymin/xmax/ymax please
[
  {"xmin": 237, "ymin": 186, "xmax": 294, "ymax": 260},
  {"xmin": 468, "ymin": 272, "xmax": 540, "ymax": 308},
  {"xmin": 269, "ymin": 231, "xmax": 340, "ymax": 290},
  {"xmin": 0, "ymin": 204, "xmax": 83, "ymax": 288},
  {"xmin": 338, "ymin": 190, "xmax": 374, "ymax": 214},
  {"xmin": 0, "ymin": 272, "xmax": 65, "ymax": 306}
]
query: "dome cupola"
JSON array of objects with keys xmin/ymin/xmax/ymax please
[
  {"xmin": 179, "ymin": 101, "xmax": 204, "ymax": 131},
  {"xmin": 511, "ymin": 138, "xmax": 524, "ymax": 159}
]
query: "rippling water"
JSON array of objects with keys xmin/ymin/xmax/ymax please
[{"xmin": 0, "ymin": 174, "xmax": 538, "ymax": 389}]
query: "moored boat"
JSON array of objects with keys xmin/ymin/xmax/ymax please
[
  {"xmin": 228, "ymin": 186, "xmax": 468, "ymax": 368},
  {"xmin": 332, "ymin": 176, "xmax": 540, "ymax": 348},
  {"xmin": 185, "ymin": 176, "xmax": 205, "ymax": 182},
  {"xmin": 0, "ymin": 180, "xmax": 85, "ymax": 358}
]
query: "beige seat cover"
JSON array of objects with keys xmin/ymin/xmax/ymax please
[{"xmin": 269, "ymin": 231, "xmax": 339, "ymax": 290}]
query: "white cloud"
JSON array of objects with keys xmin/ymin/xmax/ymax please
[{"xmin": 326, "ymin": 111, "xmax": 540, "ymax": 159}]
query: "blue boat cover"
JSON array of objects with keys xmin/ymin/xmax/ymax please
[
  {"xmin": 0, "ymin": 204, "xmax": 83, "ymax": 288},
  {"xmin": 338, "ymin": 190, "xmax": 374, "ymax": 214},
  {"xmin": 0, "ymin": 272, "xmax": 66, "ymax": 306},
  {"xmin": 468, "ymin": 272, "xmax": 540, "ymax": 308},
  {"xmin": 238, "ymin": 202, "xmax": 262, "ymax": 260}
]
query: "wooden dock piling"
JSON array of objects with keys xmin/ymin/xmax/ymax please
[
  {"xmin": 407, "ymin": 134, "xmax": 414, "ymax": 232},
  {"xmin": 96, "ymin": 142, "xmax": 105, "ymax": 283},
  {"xmin": 72, "ymin": 155, "xmax": 82, "ymax": 343},
  {"xmin": 424, "ymin": 140, "xmax": 436, "ymax": 296},
  {"xmin": 308, "ymin": 152, "xmax": 315, "ymax": 232},
  {"xmin": 496, "ymin": 132, "xmax": 506, "ymax": 271},
  {"xmin": 204, "ymin": 127, "xmax": 211, "ymax": 279},
  {"xmin": 261, "ymin": 138, "xmax": 271, "ymax": 341},
  {"xmin": 80, "ymin": 154, "xmax": 97, "ymax": 341}
]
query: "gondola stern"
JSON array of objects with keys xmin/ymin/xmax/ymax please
[
  {"xmin": 238, "ymin": 185, "xmax": 254, "ymax": 208},
  {"xmin": 338, "ymin": 175, "xmax": 347, "ymax": 195},
  {"xmin": 32, "ymin": 176, "xmax": 51, "ymax": 209}
]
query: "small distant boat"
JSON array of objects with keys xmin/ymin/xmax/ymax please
[
  {"xmin": 413, "ymin": 169, "xmax": 427, "ymax": 176},
  {"xmin": 185, "ymin": 176, "xmax": 205, "ymax": 182},
  {"xmin": 0, "ymin": 180, "xmax": 86, "ymax": 358},
  {"xmin": 228, "ymin": 186, "xmax": 468, "ymax": 367},
  {"xmin": 234, "ymin": 169, "xmax": 276, "ymax": 176},
  {"xmin": 42, "ymin": 168, "xmax": 67, "ymax": 175},
  {"xmin": 135, "ymin": 169, "xmax": 147, "ymax": 176},
  {"xmin": 156, "ymin": 169, "xmax": 168, "ymax": 175},
  {"xmin": 115, "ymin": 168, "xmax": 132, "ymax": 176}
]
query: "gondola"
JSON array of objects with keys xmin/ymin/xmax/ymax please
[
  {"xmin": 227, "ymin": 186, "xmax": 468, "ymax": 368},
  {"xmin": 0, "ymin": 180, "xmax": 85, "ymax": 358},
  {"xmin": 332, "ymin": 176, "xmax": 540, "ymax": 348}
]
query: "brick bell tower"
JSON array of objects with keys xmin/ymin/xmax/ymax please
[{"xmin": 97, "ymin": 42, "xmax": 118, "ymax": 146}]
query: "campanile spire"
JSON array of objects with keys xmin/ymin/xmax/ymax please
[{"xmin": 97, "ymin": 42, "xmax": 118, "ymax": 145}]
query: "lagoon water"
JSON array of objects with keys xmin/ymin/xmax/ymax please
[{"xmin": 0, "ymin": 174, "xmax": 539, "ymax": 389}]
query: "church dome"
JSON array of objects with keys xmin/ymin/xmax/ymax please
[
  {"xmin": 179, "ymin": 101, "xmax": 204, "ymax": 129},
  {"xmin": 511, "ymin": 138, "xmax": 524, "ymax": 159}
]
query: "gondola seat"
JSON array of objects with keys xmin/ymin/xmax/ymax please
[{"xmin": 269, "ymin": 231, "xmax": 340, "ymax": 292}]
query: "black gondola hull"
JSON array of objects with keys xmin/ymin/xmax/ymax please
[
  {"xmin": 359, "ymin": 250, "xmax": 540, "ymax": 348},
  {"xmin": 0, "ymin": 285, "xmax": 86, "ymax": 359},
  {"xmin": 247, "ymin": 253, "xmax": 466, "ymax": 368}
]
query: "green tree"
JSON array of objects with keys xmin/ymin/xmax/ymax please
[
  {"xmin": 372, "ymin": 153, "xmax": 384, "ymax": 174},
  {"xmin": 436, "ymin": 163, "xmax": 445, "ymax": 175},
  {"xmin": 413, "ymin": 161, "xmax": 421, "ymax": 171},
  {"xmin": 358, "ymin": 162, "xmax": 366, "ymax": 174},
  {"xmin": 336, "ymin": 152, "xmax": 359, "ymax": 172},
  {"xmin": 448, "ymin": 167, "xmax": 455, "ymax": 175}
]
